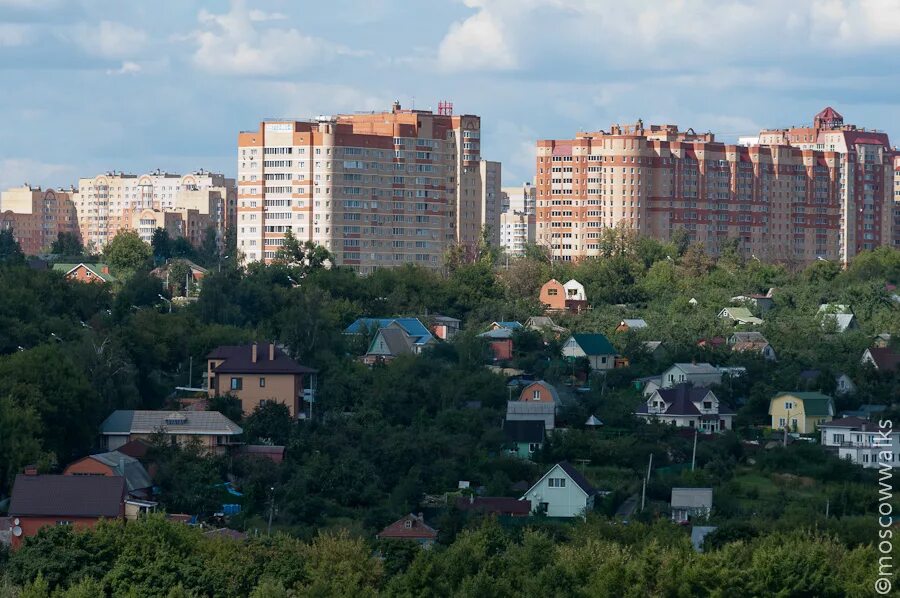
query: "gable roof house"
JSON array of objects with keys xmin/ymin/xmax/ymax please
[
  {"xmin": 861, "ymin": 347, "xmax": 900, "ymax": 372},
  {"xmin": 344, "ymin": 318, "xmax": 435, "ymax": 347},
  {"xmin": 728, "ymin": 332, "xmax": 776, "ymax": 361},
  {"xmin": 561, "ymin": 333, "xmax": 617, "ymax": 371},
  {"xmin": 660, "ymin": 363, "xmax": 723, "ymax": 389},
  {"xmin": 521, "ymin": 462, "xmax": 599, "ymax": 518},
  {"xmin": 63, "ymin": 450, "xmax": 153, "ymax": 497},
  {"xmin": 427, "ymin": 315, "xmax": 461, "ymax": 340},
  {"xmin": 730, "ymin": 294, "xmax": 774, "ymax": 313},
  {"xmin": 53, "ymin": 262, "xmax": 114, "ymax": 284},
  {"xmin": 363, "ymin": 322, "xmax": 420, "ymax": 365},
  {"xmin": 506, "ymin": 401, "xmax": 556, "ymax": 431},
  {"xmin": 100, "ymin": 410, "xmax": 243, "ymax": 456},
  {"xmin": 671, "ymin": 488, "xmax": 713, "ymax": 524},
  {"xmin": 8, "ymin": 473, "xmax": 126, "ymax": 548},
  {"xmin": 718, "ymin": 306, "xmax": 763, "ymax": 326},
  {"xmin": 478, "ymin": 326, "xmax": 518, "ymax": 362},
  {"xmin": 769, "ymin": 392, "xmax": 835, "ymax": 434},
  {"xmin": 503, "ymin": 420, "xmax": 546, "ymax": 459},
  {"xmin": 817, "ymin": 304, "xmax": 858, "ymax": 333},
  {"xmin": 206, "ymin": 343, "xmax": 317, "ymax": 418},
  {"xmin": 526, "ymin": 316, "xmax": 568, "ymax": 337},
  {"xmin": 615, "ymin": 319, "xmax": 648, "ymax": 333},
  {"xmin": 376, "ymin": 513, "xmax": 437, "ymax": 548},
  {"xmin": 636, "ymin": 385, "xmax": 734, "ymax": 433}
]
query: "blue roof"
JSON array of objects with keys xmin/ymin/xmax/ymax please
[
  {"xmin": 495, "ymin": 321, "xmax": 524, "ymax": 330},
  {"xmin": 344, "ymin": 318, "xmax": 433, "ymax": 345}
]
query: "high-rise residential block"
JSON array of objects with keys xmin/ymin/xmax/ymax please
[
  {"xmin": 479, "ymin": 160, "xmax": 502, "ymax": 246},
  {"xmin": 535, "ymin": 108, "xmax": 895, "ymax": 264},
  {"xmin": 237, "ymin": 102, "xmax": 496, "ymax": 273},
  {"xmin": 502, "ymin": 182, "xmax": 536, "ymax": 214},
  {"xmin": 76, "ymin": 170, "xmax": 236, "ymax": 251},
  {"xmin": 0, "ymin": 185, "xmax": 79, "ymax": 254},
  {"xmin": 500, "ymin": 210, "xmax": 535, "ymax": 257}
]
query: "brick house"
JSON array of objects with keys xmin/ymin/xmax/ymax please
[
  {"xmin": 52, "ymin": 262, "xmax": 114, "ymax": 283},
  {"xmin": 376, "ymin": 513, "xmax": 437, "ymax": 548}
]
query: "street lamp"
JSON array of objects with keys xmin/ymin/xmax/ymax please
[
  {"xmin": 158, "ymin": 294, "xmax": 172, "ymax": 314},
  {"xmin": 218, "ymin": 255, "xmax": 230, "ymax": 273},
  {"xmin": 49, "ymin": 333, "xmax": 62, "ymax": 343}
]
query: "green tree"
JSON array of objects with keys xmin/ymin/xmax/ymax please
[
  {"xmin": 0, "ymin": 228, "xmax": 25, "ymax": 263},
  {"xmin": 104, "ymin": 230, "xmax": 152, "ymax": 272},
  {"xmin": 49, "ymin": 232, "xmax": 84, "ymax": 257},
  {"xmin": 168, "ymin": 260, "xmax": 193, "ymax": 297},
  {"xmin": 243, "ymin": 402, "xmax": 293, "ymax": 445},
  {"xmin": 199, "ymin": 225, "xmax": 220, "ymax": 266},
  {"xmin": 0, "ymin": 395, "xmax": 46, "ymax": 494},
  {"xmin": 151, "ymin": 228, "xmax": 172, "ymax": 261}
]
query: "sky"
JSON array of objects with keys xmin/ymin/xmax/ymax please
[{"xmin": 1, "ymin": 0, "xmax": 899, "ymax": 190}]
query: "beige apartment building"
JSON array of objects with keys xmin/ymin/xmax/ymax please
[
  {"xmin": 0, "ymin": 185, "xmax": 79, "ymax": 254},
  {"xmin": 500, "ymin": 210, "xmax": 535, "ymax": 257},
  {"xmin": 237, "ymin": 102, "xmax": 498, "ymax": 272},
  {"xmin": 479, "ymin": 160, "xmax": 502, "ymax": 246},
  {"xmin": 502, "ymin": 182, "xmax": 536, "ymax": 214},
  {"xmin": 76, "ymin": 170, "xmax": 236, "ymax": 251},
  {"xmin": 535, "ymin": 108, "xmax": 895, "ymax": 264}
]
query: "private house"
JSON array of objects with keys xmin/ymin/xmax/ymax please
[
  {"xmin": 539, "ymin": 279, "xmax": 588, "ymax": 312},
  {"xmin": 53, "ymin": 262, "xmax": 114, "ymax": 283},
  {"xmin": 768, "ymin": 392, "xmax": 835, "ymax": 434},
  {"xmin": 490, "ymin": 321, "xmax": 524, "ymax": 331},
  {"xmin": 478, "ymin": 326, "xmax": 516, "ymax": 361},
  {"xmin": 616, "ymin": 319, "xmax": 648, "ymax": 333},
  {"xmin": 521, "ymin": 462, "xmax": 598, "ymax": 518},
  {"xmin": 730, "ymin": 294, "xmax": 774, "ymax": 313},
  {"xmin": 671, "ymin": 488, "xmax": 713, "ymax": 524},
  {"xmin": 100, "ymin": 410, "xmax": 243, "ymax": 456},
  {"xmin": 8, "ymin": 473, "xmax": 126, "ymax": 548},
  {"xmin": 660, "ymin": 363, "xmax": 723, "ymax": 389},
  {"xmin": 874, "ymin": 333, "xmax": 892, "ymax": 348},
  {"xmin": 526, "ymin": 316, "xmax": 567, "ymax": 337},
  {"xmin": 820, "ymin": 417, "xmax": 900, "ymax": 468},
  {"xmin": 561, "ymin": 333, "xmax": 616, "ymax": 371},
  {"xmin": 643, "ymin": 341, "xmax": 664, "ymax": 359},
  {"xmin": 363, "ymin": 322, "xmax": 420, "ymax": 364},
  {"xmin": 344, "ymin": 318, "xmax": 435, "ymax": 348},
  {"xmin": 506, "ymin": 400, "xmax": 556, "ymax": 431},
  {"xmin": 636, "ymin": 375, "xmax": 662, "ymax": 397},
  {"xmin": 63, "ymin": 450, "xmax": 152, "ymax": 497},
  {"xmin": 835, "ymin": 373, "xmax": 857, "ymax": 396},
  {"xmin": 518, "ymin": 380, "xmax": 560, "ymax": 404},
  {"xmin": 817, "ymin": 304, "xmax": 858, "ymax": 333},
  {"xmin": 861, "ymin": 347, "xmax": 900, "ymax": 372},
  {"xmin": 635, "ymin": 385, "xmax": 734, "ymax": 432},
  {"xmin": 717, "ymin": 306, "xmax": 763, "ymax": 326},
  {"xmin": 503, "ymin": 420, "xmax": 546, "ymax": 459},
  {"xmin": 206, "ymin": 342, "xmax": 317, "ymax": 417},
  {"xmin": 455, "ymin": 496, "xmax": 531, "ymax": 517},
  {"xmin": 376, "ymin": 513, "xmax": 437, "ymax": 548},
  {"xmin": 150, "ymin": 259, "xmax": 208, "ymax": 287},
  {"xmin": 728, "ymin": 332, "xmax": 776, "ymax": 361},
  {"xmin": 428, "ymin": 315, "xmax": 461, "ymax": 340}
]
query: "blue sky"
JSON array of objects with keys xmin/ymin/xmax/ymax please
[{"xmin": 1, "ymin": 0, "xmax": 899, "ymax": 189}]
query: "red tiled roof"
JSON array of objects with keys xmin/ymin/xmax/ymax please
[
  {"xmin": 815, "ymin": 106, "xmax": 843, "ymax": 122},
  {"xmin": 377, "ymin": 514, "xmax": 437, "ymax": 540}
]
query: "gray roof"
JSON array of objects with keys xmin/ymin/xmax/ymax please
[
  {"xmin": 10, "ymin": 474, "xmax": 125, "ymax": 518},
  {"xmin": 87, "ymin": 451, "xmax": 153, "ymax": 492},
  {"xmin": 100, "ymin": 410, "xmax": 242, "ymax": 436},
  {"xmin": 506, "ymin": 401, "xmax": 556, "ymax": 417},
  {"xmin": 729, "ymin": 331, "xmax": 767, "ymax": 343},
  {"xmin": 671, "ymin": 488, "xmax": 713, "ymax": 509},
  {"xmin": 478, "ymin": 327, "xmax": 516, "ymax": 339},
  {"xmin": 670, "ymin": 363, "xmax": 720, "ymax": 375},
  {"xmin": 621, "ymin": 319, "xmax": 648, "ymax": 329},
  {"xmin": 368, "ymin": 327, "xmax": 415, "ymax": 356}
]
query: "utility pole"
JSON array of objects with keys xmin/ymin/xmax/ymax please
[
  {"xmin": 825, "ymin": 498, "xmax": 829, "ymax": 519},
  {"xmin": 267, "ymin": 486, "xmax": 275, "ymax": 535},
  {"xmin": 641, "ymin": 453, "xmax": 654, "ymax": 512},
  {"xmin": 188, "ymin": 356, "xmax": 192, "ymax": 388},
  {"xmin": 691, "ymin": 429, "xmax": 698, "ymax": 471},
  {"xmin": 783, "ymin": 410, "xmax": 790, "ymax": 447}
]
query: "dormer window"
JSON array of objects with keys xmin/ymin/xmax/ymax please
[{"xmin": 703, "ymin": 401, "xmax": 712, "ymax": 410}]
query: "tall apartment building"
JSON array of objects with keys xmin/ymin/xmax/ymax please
[
  {"xmin": 0, "ymin": 185, "xmax": 79, "ymax": 254},
  {"xmin": 479, "ymin": 160, "xmax": 502, "ymax": 246},
  {"xmin": 500, "ymin": 210, "xmax": 535, "ymax": 256},
  {"xmin": 501, "ymin": 182, "xmax": 536, "ymax": 214},
  {"xmin": 76, "ymin": 170, "xmax": 236, "ymax": 250},
  {"xmin": 237, "ymin": 102, "xmax": 496, "ymax": 272},
  {"xmin": 893, "ymin": 155, "xmax": 900, "ymax": 249},
  {"xmin": 535, "ymin": 108, "xmax": 895, "ymax": 263}
]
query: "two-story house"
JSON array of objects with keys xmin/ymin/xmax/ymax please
[
  {"xmin": 206, "ymin": 343, "xmax": 316, "ymax": 417},
  {"xmin": 768, "ymin": 392, "xmax": 834, "ymax": 434},
  {"xmin": 100, "ymin": 410, "xmax": 243, "ymax": 456},
  {"xmin": 820, "ymin": 417, "xmax": 899, "ymax": 468},
  {"xmin": 635, "ymin": 385, "xmax": 734, "ymax": 432},
  {"xmin": 660, "ymin": 363, "xmax": 723, "ymax": 389},
  {"xmin": 521, "ymin": 462, "xmax": 599, "ymax": 518},
  {"xmin": 561, "ymin": 333, "xmax": 617, "ymax": 371}
]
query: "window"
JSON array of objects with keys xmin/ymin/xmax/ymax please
[
  {"xmin": 56, "ymin": 520, "xmax": 73, "ymax": 526},
  {"xmin": 259, "ymin": 377, "xmax": 266, "ymax": 388},
  {"xmin": 404, "ymin": 520, "xmax": 412, "ymax": 529},
  {"xmin": 547, "ymin": 288, "xmax": 558, "ymax": 296},
  {"xmin": 529, "ymin": 443, "xmax": 540, "ymax": 453},
  {"xmin": 791, "ymin": 418, "xmax": 798, "ymax": 429},
  {"xmin": 548, "ymin": 477, "xmax": 566, "ymax": 488},
  {"xmin": 703, "ymin": 401, "xmax": 712, "ymax": 410},
  {"xmin": 532, "ymin": 390, "xmax": 541, "ymax": 401},
  {"xmin": 779, "ymin": 417, "xmax": 786, "ymax": 427},
  {"xmin": 784, "ymin": 401, "xmax": 794, "ymax": 410},
  {"xmin": 834, "ymin": 433, "xmax": 844, "ymax": 444},
  {"xmin": 230, "ymin": 377, "xmax": 243, "ymax": 390}
]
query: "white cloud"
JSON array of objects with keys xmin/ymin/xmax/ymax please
[
  {"xmin": 248, "ymin": 9, "xmax": 287, "ymax": 22},
  {"xmin": 106, "ymin": 61, "xmax": 142, "ymax": 76},
  {"xmin": 191, "ymin": 0, "xmax": 362, "ymax": 76},
  {"xmin": 437, "ymin": 8, "xmax": 516, "ymax": 72},
  {"xmin": 72, "ymin": 20, "xmax": 148, "ymax": 60},
  {"xmin": 0, "ymin": 24, "xmax": 32, "ymax": 47},
  {"xmin": 253, "ymin": 82, "xmax": 389, "ymax": 119},
  {"xmin": 0, "ymin": 159, "xmax": 75, "ymax": 191}
]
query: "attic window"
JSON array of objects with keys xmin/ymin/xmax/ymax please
[
  {"xmin": 532, "ymin": 390, "xmax": 541, "ymax": 400},
  {"xmin": 404, "ymin": 520, "xmax": 412, "ymax": 529},
  {"xmin": 547, "ymin": 289, "xmax": 558, "ymax": 296},
  {"xmin": 703, "ymin": 401, "xmax": 712, "ymax": 410},
  {"xmin": 165, "ymin": 413, "xmax": 187, "ymax": 425},
  {"xmin": 784, "ymin": 401, "xmax": 794, "ymax": 410}
]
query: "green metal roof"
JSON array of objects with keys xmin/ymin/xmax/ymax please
[
  {"xmin": 775, "ymin": 392, "xmax": 834, "ymax": 416},
  {"xmin": 571, "ymin": 333, "xmax": 616, "ymax": 356},
  {"xmin": 52, "ymin": 262, "xmax": 114, "ymax": 282}
]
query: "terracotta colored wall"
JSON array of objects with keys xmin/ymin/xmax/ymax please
[
  {"xmin": 539, "ymin": 281, "xmax": 566, "ymax": 310},
  {"xmin": 490, "ymin": 340, "xmax": 513, "ymax": 361},
  {"xmin": 12, "ymin": 516, "xmax": 106, "ymax": 549},
  {"xmin": 63, "ymin": 458, "xmax": 115, "ymax": 477}
]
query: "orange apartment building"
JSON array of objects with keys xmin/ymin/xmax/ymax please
[
  {"xmin": 236, "ymin": 102, "xmax": 499, "ymax": 272},
  {"xmin": 535, "ymin": 108, "xmax": 896, "ymax": 264},
  {"xmin": 76, "ymin": 169, "xmax": 236, "ymax": 251},
  {"xmin": 0, "ymin": 185, "xmax": 79, "ymax": 254}
]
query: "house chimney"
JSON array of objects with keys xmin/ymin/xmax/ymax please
[
  {"xmin": 23, "ymin": 465, "xmax": 37, "ymax": 476},
  {"xmin": 269, "ymin": 343, "xmax": 275, "ymax": 361},
  {"xmin": 251, "ymin": 343, "xmax": 258, "ymax": 363}
]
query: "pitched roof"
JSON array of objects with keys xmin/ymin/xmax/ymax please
[
  {"xmin": 774, "ymin": 392, "xmax": 834, "ymax": 416},
  {"xmin": 478, "ymin": 327, "xmax": 516, "ymax": 339},
  {"xmin": 503, "ymin": 419, "xmax": 545, "ymax": 443},
  {"xmin": 506, "ymin": 401, "xmax": 555, "ymax": 417},
  {"xmin": 570, "ymin": 333, "xmax": 616, "ymax": 356},
  {"xmin": 84, "ymin": 451, "xmax": 153, "ymax": 492},
  {"xmin": 730, "ymin": 331, "xmax": 767, "ymax": 343},
  {"xmin": 115, "ymin": 439, "xmax": 151, "ymax": 459},
  {"xmin": 819, "ymin": 416, "xmax": 871, "ymax": 429},
  {"xmin": 637, "ymin": 385, "xmax": 734, "ymax": 416},
  {"xmin": 719, "ymin": 307, "xmax": 763, "ymax": 324},
  {"xmin": 519, "ymin": 380, "xmax": 560, "ymax": 403},
  {"xmin": 100, "ymin": 410, "xmax": 243, "ymax": 436},
  {"xmin": 643, "ymin": 341, "xmax": 663, "ymax": 352},
  {"xmin": 343, "ymin": 318, "xmax": 433, "ymax": 344},
  {"xmin": 863, "ymin": 347, "xmax": 900, "ymax": 372},
  {"xmin": 367, "ymin": 326, "xmax": 415, "ymax": 356},
  {"xmin": 53, "ymin": 262, "xmax": 114, "ymax": 282},
  {"xmin": 732, "ymin": 341, "xmax": 771, "ymax": 353},
  {"xmin": 620, "ymin": 319, "xmax": 648, "ymax": 329},
  {"xmin": 377, "ymin": 514, "xmax": 437, "ymax": 540},
  {"xmin": 494, "ymin": 321, "xmax": 524, "ymax": 330},
  {"xmin": 455, "ymin": 496, "xmax": 531, "ymax": 516},
  {"xmin": 585, "ymin": 415, "xmax": 603, "ymax": 426},
  {"xmin": 557, "ymin": 462, "xmax": 597, "ymax": 496},
  {"xmin": 818, "ymin": 303, "xmax": 851, "ymax": 314},
  {"xmin": 9, "ymin": 474, "xmax": 125, "ymax": 518},
  {"xmin": 206, "ymin": 344, "xmax": 316, "ymax": 375},
  {"xmin": 670, "ymin": 362, "xmax": 720, "ymax": 375},
  {"xmin": 671, "ymin": 487, "xmax": 713, "ymax": 509},
  {"xmin": 526, "ymin": 316, "xmax": 567, "ymax": 333}
]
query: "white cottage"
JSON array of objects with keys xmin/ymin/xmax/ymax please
[
  {"xmin": 521, "ymin": 462, "xmax": 598, "ymax": 518},
  {"xmin": 660, "ymin": 363, "xmax": 723, "ymax": 389}
]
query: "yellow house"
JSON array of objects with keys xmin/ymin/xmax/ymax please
[{"xmin": 769, "ymin": 392, "xmax": 835, "ymax": 434}]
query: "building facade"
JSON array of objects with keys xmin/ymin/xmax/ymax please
[
  {"xmin": 500, "ymin": 210, "xmax": 535, "ymax": 256},
  {"xmin": 535, "ymin": 108, "xmax": 895, "ymax": 263},
  {"xmin": 237, "ymin": 102, "xmax": 497, "ymax": 273},
  {"xmin": 501, "ymin": 182, "xmax": 536, "ymax": 214},
  {"xmin": 0, "ymin": 185, "xmax": 79, "ymax": 254},
  {"xmin": 76, "ymin": 170, "xmax": 235, "ymax": 251}
]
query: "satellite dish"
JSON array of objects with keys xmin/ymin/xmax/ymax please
[
  {"xmin": 12, "ymin": 526, "xmax": 22, "ymax": 537},
  {"xmin": 13, "ymin": 518, "xmax": 19, "ymax": 525}
]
